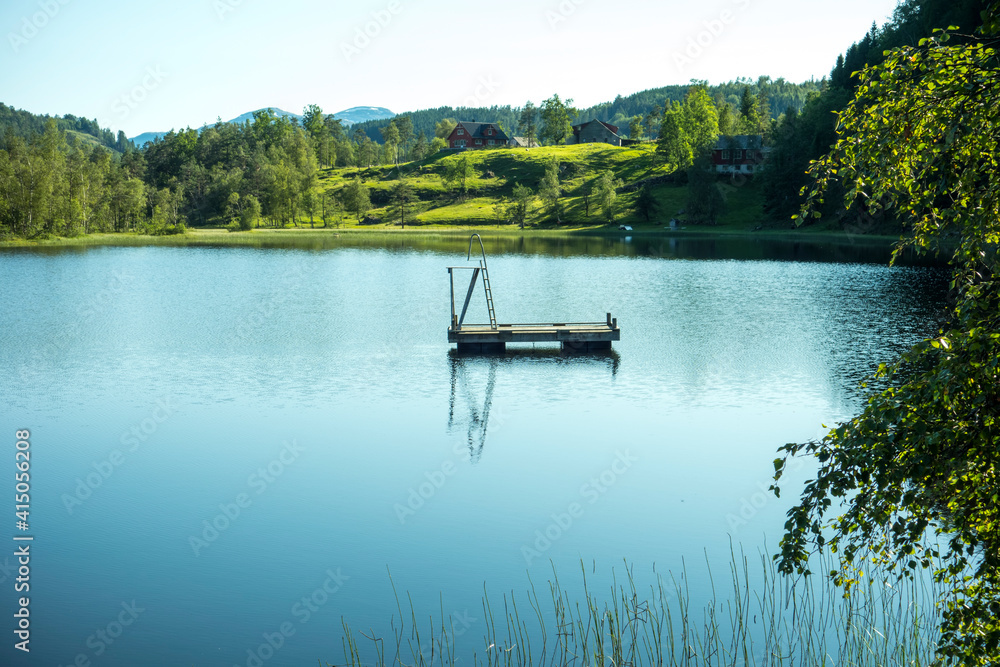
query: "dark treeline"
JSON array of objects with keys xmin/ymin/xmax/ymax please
[
  {"xmin": 349, "ymin": 78, "xmax": 821, "ymax": 143},
  {"xmin": 760, "ymin": 0, "xmax": 988, "ymax": 221},
  {"xmin": 579, "ymin": 77, "xmax": 821, "ymax": 127}
]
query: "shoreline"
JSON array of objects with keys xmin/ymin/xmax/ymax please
[{"xmin": 0, "ymin": 224, "xmax": 909, "ymax": 250}]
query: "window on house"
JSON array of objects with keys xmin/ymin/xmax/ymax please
[
  {"xmin": 488, "ymin": 139, "xmax": 495, "ymax": 146},
  {"xmin": 457, "ymin": 128, "xmax": 465, "ymax": 135},
  {"xmin": 476, "ymin": 139, "xmax": 482, "ymax": 145},
  {"xmin": 721, "ymin": 150, "xmax": 730, "ymax": 160}
]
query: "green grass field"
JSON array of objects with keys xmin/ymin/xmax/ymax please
[{"xmin": 317, "ymin": 143, "xmax": 777, "ymax": 232}]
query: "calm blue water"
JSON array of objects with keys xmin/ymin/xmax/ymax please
[{"xmin": 0, "ymin": 238, "xmax": 947, "ymax": 665}]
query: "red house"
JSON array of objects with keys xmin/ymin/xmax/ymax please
[
  {"xmin": 447, "ymin": 121, "xmax": 509, "ymax": 149},
  {"xmin": 712, "ymin": 135, "xmax": 768, "ymax": 175}
]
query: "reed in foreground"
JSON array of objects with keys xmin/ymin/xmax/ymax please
[{"xmin": 331, "ymin": 547, "xmax": 946, "ymax": 667}]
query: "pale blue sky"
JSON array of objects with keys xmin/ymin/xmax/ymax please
[{"xmin": 0, "ymin": 0, "xmax": 900, "ymax": 138}]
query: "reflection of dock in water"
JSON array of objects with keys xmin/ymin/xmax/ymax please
[
  {"xmin": 446, "ymin": 350, "xmax": 620, "ymax": 463},
  {"xmin": 448, "ymin": 356, "xmax": 497, "ymax": 464}
]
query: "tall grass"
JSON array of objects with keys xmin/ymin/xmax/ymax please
[{"xmin": 332, "ymin": 548, "xmax": 944, "ymax": 667}]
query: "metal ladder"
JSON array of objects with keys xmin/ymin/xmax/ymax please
[
  {"xmin": 469, "ymin": 234, "xmax": 498, "ymax": 329},
  {"xmin": 480, "ymin": 260, "xmax": 497, "ymax": 329}
]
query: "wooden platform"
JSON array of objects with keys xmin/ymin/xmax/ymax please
[
  {"xmin": 446, "ymin": 235, "xmax": 621, "ymax": 353},
  {"xmin": 448, "ymin": 317, "xmax": 621, "ymax": 353}
]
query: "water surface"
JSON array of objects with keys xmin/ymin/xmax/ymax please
[{"xmin": 0, "ymin": 236, "xmax": 948, "ymax": 665}]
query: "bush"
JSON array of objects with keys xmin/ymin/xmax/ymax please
[{"xmin": 146, "ymin": 222, "xmax": 187, "ymax": 236}]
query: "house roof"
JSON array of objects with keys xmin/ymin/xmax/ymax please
[
  {"xmin": 572, "ymin": 119, "xmax": 620, "ymax": 136},
  {"xmin": 713, "ymin": 135, "xmax": 764, "ymax": 150},
  {"xmin": 454, "ymin": 121, "xmax": 509, "ymax": 141}
]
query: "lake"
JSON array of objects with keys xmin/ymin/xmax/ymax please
[{"xmin": 0, "ymin": 234, "xmax": 949, "ymax": 666}]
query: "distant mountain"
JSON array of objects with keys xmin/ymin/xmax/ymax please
[
  {"xmin": 223, "ymin": 107, "xmax": 302, "ymax": 126},
  {"xmin": 331, "ymin": 106, "xmax": 395, "ymax": 125},
  {"xmin": 130, "ymin": 106, "xmax": 394, "ymax": 146},
  {"xmin": 130, "ymin": 131, "xmax": 169, "ymax": 146}
]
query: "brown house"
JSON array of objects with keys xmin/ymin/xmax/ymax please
[
  {"xmin": 566, "ymin": 119, "xmax": 622, "ymax": 146},
  {"xmin": 447, "ymin": 121, "xmax": 509, "ymax": 149}
]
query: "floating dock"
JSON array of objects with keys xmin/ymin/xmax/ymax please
[
  {"xmin": 447, "ymin": 235, "xmax": 621, "ymax": 353},
  {"xmin": 449, "ymin": 317, "xmax": 620, "ymax": 353}
]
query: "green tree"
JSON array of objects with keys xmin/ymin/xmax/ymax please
[
  {"xmin": 442, "ymin": 154, "xmax": 476, "ymax": 200},
  {"xmin": 330, "ymin": 190, "xmax": 345, "ymax": 227},
  {"xmin": 737, "ymin": 86, "xmax": 763, "ymax": 134},
  {"xmin": 358, "ymin": 137, "xmax": 377, "ymax": 168},
  {"xmin": 628, "ymin": 116, "xmax": 644, "ymax": 141},
  {"xmin": 682, "ymin": 84, "xmax": 719, "ymax": 154},
  {"xmin": 774, "ymin": 19, "xmax": 1000, "ymax": 665},
  {"xmin": 539, "ymin": 94, "xmax": 577, "ymax": 145},
  {"xmin": 738, "ymin": 86, "xmax": 756, "ymax": 123},
  {"xmin": 302, "ymin": 104, "xmax": 330, "ymax": 166},
  {"xmin": 335, "ymin": 139, "xmax": 355, "ymax": 168},
  {"xmin": 410, "ymin": 132, "xmax": 428, "ymax": 161},
  {"xmin": 717, "ymin": 102, "xmax": 737, "ymax": 136},
  {"xmin": 656, "ymin": 102, "xmax": 693, "ymax": 170},
  {"xmin": 341, "ymin": 177, "xmax": 370, "ymax": 222},
  {"xmin": 302, "ymin": 188, "xmax": 318, "ymax": 227},
  {"xmin": 755, "ymin": 88, "xmax": 772, "ymax": 138},
  {"xmin": 506, "ymin": 184, "xmax": 534, "ymax": 229},
  {"xmin": 643, "ymin": 104, "xmax": 662, "ymax": 139},
  {"xmin": 434, "ymin": 118, "xmax": 457, "ymax": 139},
  {"xmin": 388, "ymin": 178, "xmax": 416, "ymax": 228},
  {"xmin": 240, "ymin": 193, "xmax": 261, "ymax": 230},
  {"xmin": 352, "ymin": 126, "xmax": 367, "ymax": 147},
  {"xmin": 429, "ymin": 137, "xmax": 448, "ymax": 154},
  {"xmin": 518, "ymin": 101, "xmax": 538, "ymax": 147},
  {"xmin": 491, "ymin": 197, "xmax": 508, "ymax": 226},
  {"xmin": 538, "ymin": 158, "xmax": 562, "ymax": 223},
  {"xmin": 685, "ymin": 153, "xmax": 724, "ymax": 224},
  {"xmin": 380, "ymin": 121, "xmax": 401, "ymax": 167},
  {"xmin": 634, "ymin": 185, "xmax": 659, "ymax": 222},
  {"xmin": 225, "ymin": 191, "xmax": 241, "ymax": 225},
  {"xmin": 395, "ymin": 115, "xmax": 414, "ymax": 157},
  {"xmin": 325, "ymin": 115, "xmax": 347, "ymax": 144},
  {"xmin": 592, "ymin": 171, "xmax": 624, "ymax": 223}
]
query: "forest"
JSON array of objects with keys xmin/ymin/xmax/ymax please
[{"xmin": 346, "ymin": 76, "xmax": 822, "ymax": 145}]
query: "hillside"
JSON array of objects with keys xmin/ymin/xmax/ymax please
[
  {"xmin": 0, "ymin": 102, "xmax": 129, "ymax": 152},
  {"xmin": 315, "ymin": 144, "xmax": 768, "ymax": 231}
]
